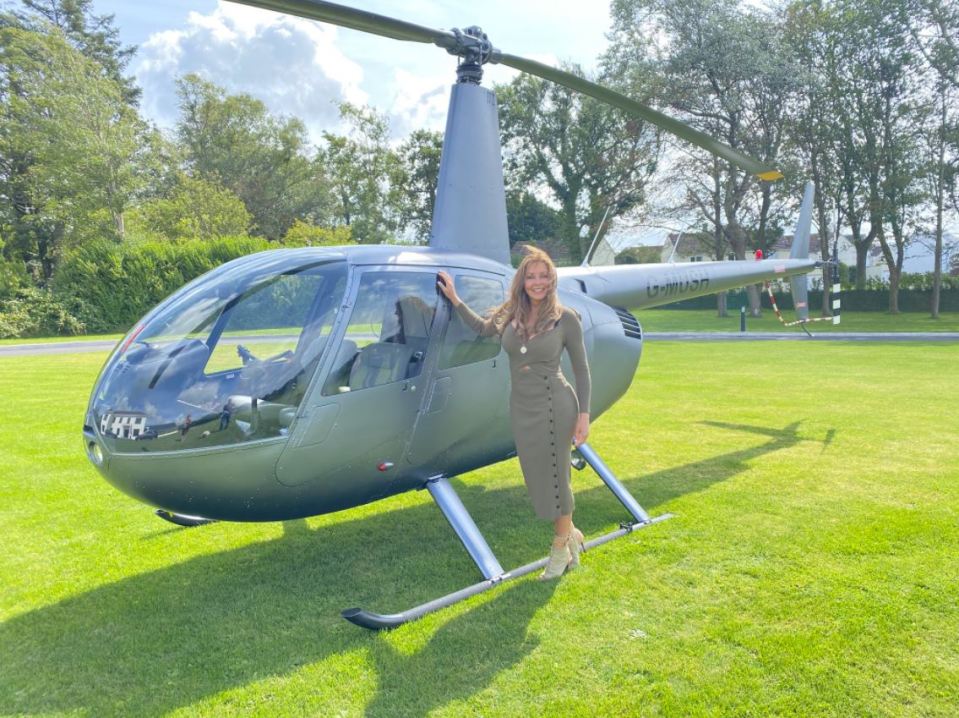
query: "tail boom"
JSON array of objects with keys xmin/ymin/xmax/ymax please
[{"xmin": 557, "ymin": 258, "xmax": 818, "ymax": 310}]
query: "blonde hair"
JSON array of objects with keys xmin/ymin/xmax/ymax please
[{"xmin": 487, "ymin": 246, "xmax": 563, "ymax": 339}]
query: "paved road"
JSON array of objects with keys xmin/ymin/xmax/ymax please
[
  {"xmin": 0, "ymin": 340, "xmax": 119, "ymax": 356},
  {"xmin": 2, "ymin": 331, "xmax": 958, "ymax": 357}
]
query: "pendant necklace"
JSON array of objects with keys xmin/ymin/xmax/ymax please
[
  {"xmin": 520, "ymin": 326, "xmax": 532, "ymax": 354},
  {"xmin": 520, "ymin": 313, "xmax": 536, "ymax": 354}
]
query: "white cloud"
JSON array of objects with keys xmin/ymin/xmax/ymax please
[
  {"xmin": 130, "ymin": 0, "xmax": 613, "ymax": 145},
  {"xmin": 388, "ymin": 68, "xmax": 449, "ymax": 136},
  {"xmin": 134, "ymin": 1, "xmax": 367, "ymax": 143}
]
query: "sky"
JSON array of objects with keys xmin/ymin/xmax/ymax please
[
  {"xmin": 90, "ymin": 0, "xmax": 614, "ymax": 142},
  {"xmin": 82, "ymin": 1, "xmax": 956, "ymax": 251}
]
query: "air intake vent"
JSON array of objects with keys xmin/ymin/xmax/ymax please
[{"xmin": 614, "ymin": 307, "xmax": 642, "ymax": 340}]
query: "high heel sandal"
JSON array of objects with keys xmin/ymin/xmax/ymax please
[
  {"xmin": 538, "ymin": 538, "xmax": 572, "ymax": 581},
  {"xmin": 567, "ymin": 527, "xmax": 586, "ymax": 568}
]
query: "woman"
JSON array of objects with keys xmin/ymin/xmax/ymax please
[{"xmin": 436, "ymin": 247, "xmax": 591, "ymax": 580}]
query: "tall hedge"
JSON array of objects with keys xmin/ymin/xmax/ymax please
[{"xmin": 52, "ymin": 236, "xmax": 275, "ymax": 333}]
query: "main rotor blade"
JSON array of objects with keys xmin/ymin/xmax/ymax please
[
  {"xmin": 230, "ymin": 1, "xmax": 781, "ymax": 180},
  {"xmin": 495, "ymin": 52, "xmax": 783, "ymax": 181},
  {"xmin": 233, "ymin": 0, "xmax": 456, "ymax": 47}
]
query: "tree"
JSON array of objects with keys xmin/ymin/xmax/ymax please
[
  {"xmin": 176, "ymin": 74, "xmax": 329, "ymax": 240},
  {"xmin": 784, "ymin": 1, "xmax": 847, "ymax": 317},
  {"xmin": 832, "ymin": 0, "xmax": 927, "ymax": 312},
  {"xmin": 676, "ymin": 158, "xmax": 734, "ymax": 315},
  {"xmin": 281, "ymin": 221, "xmax": 353, "ymax": 247},
  {"xmin": 907, "ymin": 0, "xmax": 959, "ymax": 317},
  {"xmin": 616, "ymin": 245, "xmax": 662, "ymax": 264},
  {"xmin": 497, "ymin": 66, "xmax": 661, "ymax": 263},
  {"xmin": 3, "ymin": 0, "xmax": 139, "ymax": 105},
  {"xmin": 0, "ymin": 26, "xmax": 148, "ymax": 280},
  {"xmin": 394, "ymin": 129, "xmax": 443, "ymax": 242},
  {"xmin": 506, "ymin": 191, "xmax": 563, "ymax": 249},
  {"xmin": 321, "ymin": 103, "xmax": 401, "ymax": 244},
  {"xmin": 126, "ymin": 174, "xmax": 252, "ymax": 242},
  {"xmin": 606, "ymin": 0, "xmax": 800, "ymax": 315}
]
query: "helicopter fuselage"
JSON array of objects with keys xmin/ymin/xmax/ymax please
[{"xmin": 83, "ymin": 245, "xmax": 642, "ymax": 521}]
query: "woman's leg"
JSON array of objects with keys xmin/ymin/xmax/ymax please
[
  {"xmin": 552, "ymin": 513, "xmax": 573, "ymax": 547},
  {"xmin": 540, "ymin": 512, "xmax": 573, "ymax": 580},
  {"xmin": 556, "ymin": 513, "xmax": 585, "ymax": 566}
]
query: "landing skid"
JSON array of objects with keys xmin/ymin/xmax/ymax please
[
  {"xmin": 342, "ymin": 442, "xmax": 672, "ymax": 629},
  {"xmin": 155, "ymin": 509, "xmax": 217, "ymax": 527}
]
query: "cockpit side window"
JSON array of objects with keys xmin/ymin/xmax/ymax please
[
  {"xmin": 203, "ymin": 271, "xmax": 327, "ymax": 375},
  {"xmin": 439, "ymin": 274, "xmax": 505, "ymax": 369},
  {"xmin": 322, "ymin": 271, "xmax": 439, "ymax": 395}
]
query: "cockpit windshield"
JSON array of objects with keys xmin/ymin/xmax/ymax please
[{"xmin": 91, "ymin": 255, "xmax": 347, "ymax": 453}]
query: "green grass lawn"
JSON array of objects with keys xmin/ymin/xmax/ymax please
[
  {"xmin": 636, "ymin": 308, "xmax": 959, "ymax": 333},
  {"xmin": 1, "ymin": 341, "xmax": 957, "ymax": 716}
]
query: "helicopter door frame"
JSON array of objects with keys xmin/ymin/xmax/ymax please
[
  {"xmin": 276, "ymin": 264, "xmax": 447, "ymax": 492},
  {"xmin": 404, "ymin": 268, "xmax": 512, "ymax": 474}
]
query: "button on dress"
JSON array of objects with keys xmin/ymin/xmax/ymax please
[{"xmin": 455, "ymin": 303, "xmax": 591, "ymax": 520}]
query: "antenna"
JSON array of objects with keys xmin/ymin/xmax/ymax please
[
  {"xmin": 666, "ymin": 231, "xmax": 683, "ymax": 263},
  {"xmin": 581, "ymin": 205, "xmax": 613, "ymax": 267}
]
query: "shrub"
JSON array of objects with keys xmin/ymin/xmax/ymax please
[
  {"xmin": 52, "ymin": 236, "xmax": 275, "ymax": 333},
  {"xmin": 281, "ymin": 221, "xmax": 353, "ymax": 247},
  {"xmin": 126, "ymin": 176, "xmax": 253, "ymax": 241},
  {"xmin": 0, "ymin": 287, "xmax": 85, "ymax": 338}
]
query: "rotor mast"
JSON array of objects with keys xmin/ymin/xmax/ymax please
[{"xmin": 428, "ymin": 25, "xmax": 512, "ymax": 265}]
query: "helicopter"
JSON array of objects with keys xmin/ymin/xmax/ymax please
[{"xmin": 82, "ymin": 0, "xmax": 827, "ymax": 629}]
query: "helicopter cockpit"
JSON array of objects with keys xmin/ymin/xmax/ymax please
[{"xmin": 90, "ymin": 254, "xmax": 349, "ymax": 454}]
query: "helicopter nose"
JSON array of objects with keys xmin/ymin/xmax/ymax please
[{"xmin": 84, "ymin": 430, "xmax": 292, "ymax": 522}]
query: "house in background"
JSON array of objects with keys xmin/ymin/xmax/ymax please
[
  {"xmin": 863, "ymin": 232, "xmax": 958, "ymax": 282},
  {"xmin": 764, "ymin": 233, "xmax": 858, "ymax": 288}
]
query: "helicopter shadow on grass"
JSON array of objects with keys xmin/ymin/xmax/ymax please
[
  {"xmin": 0, "ymin": 421, "xmax": 810, "ymax": 717},
  {"xmin": 569, "ymin": 420, "xmax": 821, "ymax": 534},
  {"xmin": 0, "ymin": 483, "xmax": 554, "ymax": 717}
]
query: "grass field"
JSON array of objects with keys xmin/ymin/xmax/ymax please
[{"xmin": 1, "ymin": 340, "xmax": 957, "ymax": 717}]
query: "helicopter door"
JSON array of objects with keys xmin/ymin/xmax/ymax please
[
  {"xmin": 275, "ymin": 268, "xmax": 441, "ymax": 495},
  {"xmin": 406, "ymin": 271, "xmax": 512, "ymax": 470}
]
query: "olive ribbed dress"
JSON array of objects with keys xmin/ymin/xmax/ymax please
[{"xmin": 455, "ymin": 303, "xmax": 591, "ymax": 520}]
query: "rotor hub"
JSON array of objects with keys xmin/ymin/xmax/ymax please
[{"xmin": 448, "ymin": 26, "xmax": 493, "ymax": 84}]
